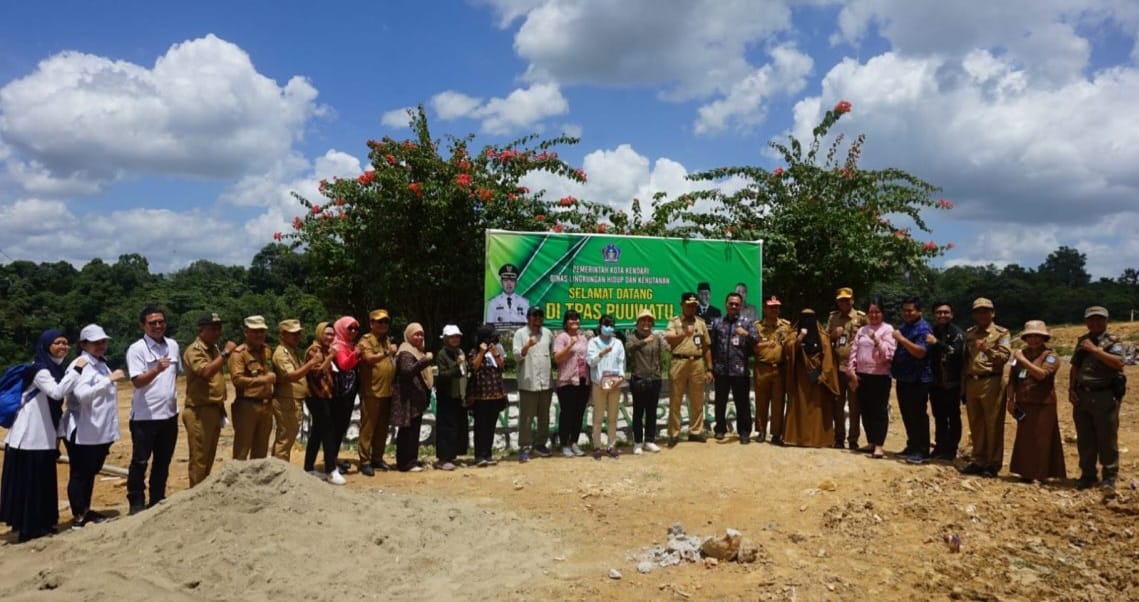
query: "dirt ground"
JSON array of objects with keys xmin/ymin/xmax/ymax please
[{"xmin": 3, "ymin": 323, "xmax": 1139, "ymax": 600}]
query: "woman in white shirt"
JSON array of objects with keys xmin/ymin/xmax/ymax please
[
  {"xmin": 0, "ymin": 329, "xmax": 84, "ymax": 542},
  {"xmin": 586, "ymin": 315, "xmax": 626, "ymax": 460},
  {"xmin": 59, "ymin": 324, "xmax": 125, "ymax": 529}
]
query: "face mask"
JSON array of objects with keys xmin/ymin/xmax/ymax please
[{"xmin": 601, "ymin": 326, "xmax": 615, "ymax": 337}]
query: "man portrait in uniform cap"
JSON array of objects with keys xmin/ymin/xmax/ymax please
[{"xmin": 486, "ymin": 263, "xmax": 530, "ymax": 326}]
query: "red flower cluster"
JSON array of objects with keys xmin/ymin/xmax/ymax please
[
  {"xmin": 312, "ymin": 204, "xmax": 322, "ymax": 215},
  {"xmin": 385, "ymin": 154, "xmax": 397, "ymax": 166},
  {"xmin": 292, "ymin": 217, "xmax": 303, "ymax": 230},
  {"xmin": 596, "ymin": 224, "xmax": 607, "ymax": 233},
  {"xmin": 559, "ymin": 196, "xmax": 575, "ymax": 207},
  {"xmin": 552, "ymin": 224, "xmax": 564, "ymax": 233},
  {"xmin": 408, "ymin": 182, "xmax": 422, "ymax": 196},
  {"xmin": 335, "ymin": 197, "xmax": 345, "ymax": 206},
  {"xmin": 923, "ymin": 241, "xmax": 938, "ymax": 251},
  {"xmin": 357, "ymin": 171, "xmax": 375, "ymax": 185},
  {"xmin": 535, "ymin": 214, "xmax": 546, "ymax": 222},
  {"xmin": 458, "ymin": 159, "xmax": 471, "ymax": 172},
  {"xmin": 936, "ymin": 199, "xmax": 954, "ymax": 210},
  {"xmin": 772, "ymin": 167, "xmax": 784, "ymax": 176},
  {"xmin": 894, "ymin": 228, "xmax": 909, "ymax": 239},
  {"xmin": 517, "ymin": 186, "xmax": 530, "ymax": 195},
  {"xmin": 575, "ymin": 168, "xmax": 587, "ymax": 182},
  {"xmin": 273, "ymin": 232, "xmax": 283, "ymax": 241},
  {"xmin": 318, "ymin": 179, "xmax": 328, "ymax": 192},
  {"xmin": 477, "ymin": 188, "xmax": 494, "ymax": 202},
  {"xmin": 946, "ymin": 242, "xmax": 956, "ymax": 250},
  {"xmin": 834, "ymin": 100, "xmax": 852, "ymax": 114},
  {"xmin": 498, "ymin": 149, "xmax": 520, "ymax": 163},
  {"xmin": 455, "ymin": 173, "xmax": 471, "ymax": 187}
]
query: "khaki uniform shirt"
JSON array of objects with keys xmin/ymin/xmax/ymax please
[
  {"xmin": 754, "ymin": 318, "xmax": 792, "ymax": 366},
  {"xmin": 359, "ymin": 333, "xmax": 396, "ymax": 398},
  {"xmin": 667, "ymin": 316, "xmax": 710, "ymax": 358},
  {"xmin": 229, "ymin": 344, "xmax": 274, "ymax": 400},
  {"xmin": 273, "ymin": 344, "xmax": 309, "ymax": 400},
  {"xmin": 964, "ymin": 324, "xmax": 1012, "ymax": 376},
  {"xmin": 183, "ymin": 336, "xmax": 226, "ymax": 407},
  {"xmin": 827, "ymin": 309, "xmax": 867, "ymax": 364}
]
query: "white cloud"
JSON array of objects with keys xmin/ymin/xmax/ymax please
[
  {"xmin": 694, "ymin": 44, "xmax": 813, "ymax": 134},
  {"xmin": 381, "ymin": 106, "xmax": 415, "ymax": 129},
  {"xmin": 0, "ymin": 34, "xmax": 323, "ymax": 195},
  {"xmin": 430, "ymin": 91, "xmax": 484, "ymax": 119},
  {"xmin": 559, "ymin": 122, "xmax": 583, "ymax": 138}
]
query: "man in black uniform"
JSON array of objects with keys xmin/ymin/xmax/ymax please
[{"xmin": 925, "ymin": 301, "xmax": 966, "ymax": 461}]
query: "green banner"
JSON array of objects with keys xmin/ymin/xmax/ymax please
[{"xmin": 484, "ymin": 230, "xmax": 763, "ymax": 329}]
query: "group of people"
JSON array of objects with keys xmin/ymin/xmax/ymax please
[{"xmin": 0, "ymin": 288, "xmax": 1127, "ymax": 544}]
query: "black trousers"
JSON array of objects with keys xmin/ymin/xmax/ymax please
[
  {"xmin": 713, "ymin": 375, "xmax": 753, "ymax": 439},
  {"xmin": 435, "ymin": 394, "xmax": 468, "ymax": 462},
  {"xmin": 857, "ymin": 374, "xmax": 891, "ymax": 446},
  {"xmin": 330, "ymin": 394, "xmax": 354, "ymax": 465},
  {"xmin": 127, "ymin": 415, "xmax": 178, "ymax": 508},
  {"xmin": 896, "ymin": 381, "xmax": 931, "ymax": 456},
  {"xmin": 396, "ymin": 413, "xmax": 424, "ymax": 470},
  {"xmin": 630, "ymin": 378, "xmax": 662, "ymax": 444},
  {"xmin": 929, "ymin": 387, "xmax": 962, "ymax": 456},
  {"xmin": 303, "ymin": 397, "xmax": 338, "ymax": 473},
  {"xmin": 556, "ymin": 384, "xmax": 590, "ymax": 448},
  {"xmin": 63, "ymin": 438, "xmax": 111, "ymax": 519},
  {"xmin": 472, "ymin": 399, "xmax": 504, "ymax": 460}
]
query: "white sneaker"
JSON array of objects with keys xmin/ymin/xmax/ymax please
[
  {"xmin": 327, "ymin": 469, "xmax": 347, "ymax": 486},
  {"xmin": 633, "ymin": 444, "xmax": 643, "ymax": 455},
  {"xmin": 644, "ymin": 442, "xmax": 662, "ymax": 453},
  {"xmin": 561, "ymin": 447, "xmax": 574, "ymax": 458},
  {"xmin": 306, "ymin": 470, "xmax": 327, "ymax": 480},
  {"xmin": 571, "ymin": 444, "xmax": 585, "ymax": 457},
  {"xmin": 408, "ymin": 465, "xmax": 424, "ymax": 472}
]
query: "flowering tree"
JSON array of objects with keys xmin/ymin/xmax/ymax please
[
  {"xmin": 286, "ymin": 106, "xmax": 593, "ymax": 335},
  {"xmin": 680, "ymin": 100, "xmax": 952, "ymax": 311}
]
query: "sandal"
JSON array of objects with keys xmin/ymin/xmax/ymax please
[{"xmin": 870, "ymin": 452, "xmax": 886, "ymax": 459}]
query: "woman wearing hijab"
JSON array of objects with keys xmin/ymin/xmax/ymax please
[
  {"xmin": 783, "ymin": 309, "xmax": 840, "ymax": 448},
  {"xmin": 303, "ymin": 322, "xmax": 340, "ymax": 483},
  {"xmin": 587, "ymin": 314, "xmax": 626, "ymax": 459},
  {"xmin": 1, "ymin": 330, "xmax": 85, "ymax": 542},
  {"xmin": 434, "ymin": 325, "xmax": 468, "ymax": 471},
  {"xmin": 846, "ymin": 298, "xmax": 897, "ymax": 459},
  {"xmin": 468, "ymin": 325, "xmax": 507, "ymax": 467},
  {"xmin": 1007, "ymin": 320, "xmax": 1066, "ymax": 483},
  {"xmin": 59, "ymin": 324, "xmax": 126, "ymax": 529},
  {"xmin": 328, "ymin": 316, "xmax": 363, "ymax": 482},
  {"xmin": 392, "ymin": 323, "xmax": 434, "ymax": 472}
]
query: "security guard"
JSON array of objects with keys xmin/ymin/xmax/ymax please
[
  {"xmin": 665, "ymin": 291, "xmax": 713, "ymax": 446},
  {"xmin": 959, "ymin": 298, "xmax": 1011, "ymax": 478},
  {"xmin": 358, "ymin": 309, "xmax": 397, "ymax": 475},
  {"xmin": 827, "ymin": 287, "xmax": 867, "ymax": 449},
  {"xmin": 182, "ymin": 313, "xmax": 236, "ymax": 486},
  {"xmin": 272, "ymin": 319, "xmax": 320, "ymax": 462},
  {"xmin": 486, "ymin": 263, "xmax": 530, "ymax": 325},
  {"xmin": 228, "ymin": 315, "xmax": 276, "ymax": 460},
  {"xmin": 754, "ymin": 294, "xmax": 792, "ymax": 444},
  {"xmin": 1069, "ymin": 306, "xmax": 1126, "ymax": 492}
]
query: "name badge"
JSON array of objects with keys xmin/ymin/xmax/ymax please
[
  {"xmin": 693, "ymin": 335, "xmax": 703, "ymax": 347},
  {"xmin": 1018, "ymin": 369, "xmax": 1027, "ymax": 379},
  {"xmin": 838, "ymin": 335, "xmax": 847, "ymax": 346},
  {"xmin": 731, "ymin": 336, "xmax": 740, "ymax": 346}
]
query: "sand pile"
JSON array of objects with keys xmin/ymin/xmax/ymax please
[{"xmin": 0, "ymin": 460, "xmax": 556, "ymax": 601}]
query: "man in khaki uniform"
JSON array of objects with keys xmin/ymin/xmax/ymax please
[
  {"xmin": 827, "ymin": 287, "xmax": 867, "ymax": 450},
  {"xmin": 754, "ymin": 294, "xmax": 792, "ymax": 444},
  {"xmin": 665, "ymin": 291, "xmax": 713, "ymax": 446},
  {"xmin": 1069, "ymin": 306, "xmax": 1126, "ymax": 491},
  {"xmin": 182, "ymin": 312, "xmax": 236, "ymax": 486},
  {"xmin": 228, "ymin": 315, "xmax": 276, "ymax": 460},
  {"xmin": 272, "ymin": 319, "xmax": 320, "ymax": 462},
  {"xmin": 959, "ymin": 298, "xmax": 1011, "ymax": 478},
  {"xmin": 358, "ymin": 309, "xmax": 397, "ymax": 475}
]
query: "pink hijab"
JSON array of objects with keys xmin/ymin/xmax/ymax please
[{"xmin": 333, "ymin": 316, "xmax": 360, "ymax": 370}]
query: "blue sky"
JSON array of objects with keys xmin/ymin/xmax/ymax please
[{"xmin": 1, "ymin": 0, "xmax": 1137, "ymax": 277}]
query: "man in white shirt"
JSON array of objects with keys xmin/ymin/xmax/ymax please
[
  {"xmin": 512, "ymin": 307, "xmax": 554, "ymax": 462},
  {"xmin": 125, "ymin": 306, "xmax": 181, "ymax": 514}
]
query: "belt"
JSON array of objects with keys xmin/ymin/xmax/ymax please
[
  {"xmin": 671, "ymin": 354, "xmax": 700, "ymax": 360},
  {"xmin": 236, "ymin": 396, "xmax": 272, "ymax": 404},
  {"xmin": 967, "ymin": 373, "xmax": 1000, "ymax": 380},
  {"xmin": 1077, "ymin": 384, "xmax": 1111, "ymax": 392},
  {"xmin": 756, "ymin": 361, "xmax": 781, "ymax": 368}
]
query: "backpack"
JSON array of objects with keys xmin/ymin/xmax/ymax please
[{"xmin": 0, "ymin": 363, "xmax": 33, "ymax": 428}]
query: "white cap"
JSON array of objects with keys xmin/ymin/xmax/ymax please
[
  {"xmin": 79, "ymin": 324, "xmax": 110, "ymax": 342},
  {"xmin": 440, "ymin": 324, "xmax": 463, "ymax": 338}
]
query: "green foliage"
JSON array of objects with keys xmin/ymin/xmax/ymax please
[{"xmin": 287, "ymin": 105, "xmax": 591, "ymax": 337}]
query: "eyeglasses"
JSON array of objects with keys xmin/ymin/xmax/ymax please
[{"xmin": 147, "ymin": 320, "xmax": 166, "ymax": 326}]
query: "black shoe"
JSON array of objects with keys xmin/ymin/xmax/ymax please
[
  {"xmin": 898, "ymin": 447, "xmax": 914, "ymax": 457},
  {"xmin": 832, "ymin": 441, "xmax": 844, "ymax": 450},
  {"xmin": 337, "ymin": 461, "xmax": 352, "ymax": 474},
  {"xmin": 958, "ymin": 463, "xmax": 984, "ymax": 476},
  {"xmin": 754, "ymin": 434, "xmax": 765, "ymax": 444},
  {"xmin": 667, "ymin": 436, "xmax": 679, "ymax": 448},
  {"xmin": 980, "ymin": 468, "xmax": 998, "ymax": 478},
  {"xmin": 906, "ymin": 454, "xmax": 928, "ymax": 465},
  {"xmin": 359, "ymin": 463, "xmax": 376, "ymax": 477},
  {"xmin": 933, "ymin": 452, "xmax": 956, "ymax": 462},
  {"xmin": 533, "ymin": 445, "xmax": 552, "ymax": 458},
  {"xmin": 128, "ymin": 504, "xmax": 145, "ymax": 516},
  {"xmin": 1076, "ymin": 475, "xmax": 1097, "ymax": 490},
  {"xmin": 848, "ymin": 441, "xmax": 859, "ymax": 451},
  {"xmin": 688, "ymin": 433, "xmax": 707, "ymax": 443},
  {"xmin": 375, "ymin": 460, "xmax": 392, "ymax": 472},
  {"xmin": 739, "ymin": 436, "xmax": 750, "ymax": 445},
  {"xmin": 1100, "ymin": 478, "xmax": 1116, "ymax": 491},
  {"xmin": 770, "ymin": 436, "xmax": 784, "ymax": 446},
  {"xmin": 70, "ymin": 517, "xmax": 88, "ymax": 530},
  {"xmin": 714, "ymin": 432, "xmax": 725, "ymax": 441}
]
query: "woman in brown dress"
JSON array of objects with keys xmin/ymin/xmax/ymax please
[
  {"xmin": 783, "ymin": 309, "xmax": 840, "ymax": 447},
  {"xmin": 1006, "ymin": 320, "xmax": 1066, "ymax": 483}
]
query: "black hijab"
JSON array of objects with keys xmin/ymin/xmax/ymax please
[
  {"xmin": 27, "ymin": 329, "xmax": 66, "ymax": 389},
  {"xmin": 798, "ymin": 310, "xmax": 822, "ymax": 356}
]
